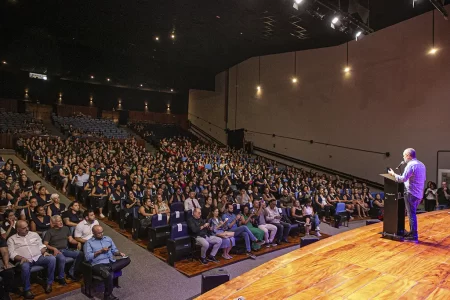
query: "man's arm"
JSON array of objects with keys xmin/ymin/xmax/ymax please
[
  {"xmin": 0, "ymin": 247, "xmax": 10, "ymax": 268},
  {"xmin": 389, "ymin": 165, "xmax": 413, "ymax": 183}
]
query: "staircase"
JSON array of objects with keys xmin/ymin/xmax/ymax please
[{"xmin": 43, "ymin": 120, "xmax": 65, "ymax": 138}]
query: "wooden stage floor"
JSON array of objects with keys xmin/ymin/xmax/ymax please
[{"xmin": 197, "ymin": 210, "xmax": 450, "ymax": 300}]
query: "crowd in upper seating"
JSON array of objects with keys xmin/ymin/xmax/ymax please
[{"xmin": 0, "ymin": 112, "xmax": 48, "ymax": 135}]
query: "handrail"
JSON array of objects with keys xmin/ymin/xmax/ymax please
[
  {"xmin": 246, "ymin": 129, "xmax": 389, "ymax": 157},
  {"xmin": 190, "ymin": 123, "xmax": 226, "ymax": 147},
  {"xmin": 188, "ymin": 113, "xmax": 224, "ymax": 131},
  {"xmin": 254, "ymin": 146, "xmax": 384, "ymax": 190}
]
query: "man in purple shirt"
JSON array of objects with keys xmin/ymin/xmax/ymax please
[{"xmin": 389, "ymin": 148, "xmax": 426, "ymax": 242}]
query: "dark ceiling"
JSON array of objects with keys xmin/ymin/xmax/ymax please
[{"xmin": 0, "ymin": 0, "xmax": 442, "ymax": 91}]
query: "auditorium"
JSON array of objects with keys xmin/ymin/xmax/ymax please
[{"xmin": 1, "ymin": 0, "xmax": 450, "ymax": 299}]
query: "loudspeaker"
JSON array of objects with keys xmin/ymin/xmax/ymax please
[
  {"xmin": 300, "ymin": 236, "xmax": 319, "ymax": 248},
  {"xmin": 201, "ymin": 268, "xmax": 230, "ymax": 294}
]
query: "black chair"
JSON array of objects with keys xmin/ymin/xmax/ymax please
[
  {"xmin": 285, "ymin": 207, "xmax": 305, "ymax": 234},
  {"xmin": 169, "ymin": 211, "xmax": 185, "ymax": 226},
  {"xmin": 167, "ymin": 223, "xmax": 191, "ymax": 266},
  {"xmin": 147, "ymin": 214, "xmax": 170, "ymax": 252},
  {"xmin": 81, "ymin": 261, "xmax": 122, "ymax": 299}
]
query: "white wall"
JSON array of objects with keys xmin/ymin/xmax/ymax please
[
  {"xmin": 192, "ymin": 7, "xmax": 450, "ymax": 184},
  {"xmin": 188, "ymin": 72, "xmax": 227, "ymax": 144}
]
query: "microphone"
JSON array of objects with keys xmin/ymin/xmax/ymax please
[{"xmin": 395, "ymin": 161, "xmax": 405, "ymax": 170}]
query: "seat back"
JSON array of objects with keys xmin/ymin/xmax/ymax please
[
  {"xmin": 336, "ymin": 202, "xmax": 346, "ymax": 213},
  {"xmin": 170, "ymin": 222, "xmax": 188, "ymax": 239},
  {"xmin": 170, "ymin": 202, "xmax": 184, "ymax": 212},
  {"xmin": 151, "ymin": 214, "xmax": 168, "ymax": 227},
  {"xmin": 170, "ymin": 211, "xmax": 185, "ymax": 225},
  {"xmin": 233, "ymin": 203, "xmax": 241, "ymax": 215}
]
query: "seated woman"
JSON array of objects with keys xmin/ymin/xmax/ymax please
[
  {"xmin": 20, "ymin": 197, "xmax": 39, "ymax": 222},
  {"xmin": 240, "ymin": 206, "xmax": 266, "ymax": 249},
  {"xmin": 30, "ymin": 205, "xmax": 51, "ymax": 236},
  {"xmin": 354, "ymin": 194, "xmax": 369, "ymax": 218},
  {"xmin": 47, "ymin": 193, "xmax": 66, "ymax": 216},
  {"xmin": 290, "ymin": 200, "xmax": 304, "ymax": 223},
  {"xmin": 138, "ymin": 198, "xmax": 155, "ymax": 230},
  {"xmin": 373, "ymin": 193, "xmax": 384, "ymax": 208},
  {"xmin": 341, "ymin": 194, "xmax": 355, "ymax": 220},
  {"xmin": 154, "ymin": 194, "xmax": 170, "ymax": 221},
  {"xmin": 209, "ymin": 208, "xmax": 235, "ymax": 260},
  {"xmin": 302, "ymin": 199, "xmax": 321, "ymax": 237},
  {"xmin": 1, "ymin": 210, "xmax": 17, "ymax": 240},
  {"xmin": 169, "ymin": 188, "xmax": 185, "ymax": 204},
  {"xmin": 36, "ymin": 186, "xmax": 52, "ymax": 209}
]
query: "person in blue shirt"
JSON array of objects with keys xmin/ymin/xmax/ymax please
[
  {"xmin": 84, "ymin": 225, "xmax": 131, "ymax": 300},
  {"xmin": 221, "ymin": 203, "xmax": 263, "ymax": 259}
]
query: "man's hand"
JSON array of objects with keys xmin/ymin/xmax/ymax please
[
  {"xmin": 388, "ymin": 168, "xmax": 396, "ymax": 177},
  {"xmin": 20, "ymin": 258, "xmax": 28, "ymax": 265},
  {"xmin": 119, "ymin": 252, "xmax": 126, "ymax": 257},
  {"xmin": 77, "ymin": 243, "xmax": 82, "ymax": 251},
  {"xmin": 102, "ymin": 247, "xmax": 110, "ymax": 253},
  {"xmin": 53, "ymin": 249, "xmax": 61, "ymax": 256},
  {"xmin": 43, "ymin": 252, "xmax": 51, "ymax": 257}
]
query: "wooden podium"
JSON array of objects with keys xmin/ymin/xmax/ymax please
[{"xmin": 379, "ymin": 174, "xmax": 405, "ymax": 240}]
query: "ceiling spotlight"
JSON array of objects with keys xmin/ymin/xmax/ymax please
[
  {"xmin": 90, "ymin": 75, "xmax": 94, "ymax": 79},
  {"xmin": 140, "ymin": 84, "xmax": 143, "ymax": 87},
  {"xmin": 216, "ymin": 15, "xmax": 220, "ymax": 19},
  {"xmin": 256, "ymin": 85, "xmax": 261, "ymax": 91},
  {"xmin": 1, "ymin": 61, "xmax": 6, "ymax": 65},
  {"xmin": 171, "ymin": 34, "xmax": 175, "ymax": 39},
  {"xmin": 292, "ymin": 77, "xmax": 298, "ymax": 83},
  {"xmin": 43, "ymin": 76, "xmax": 48, "ymax": 80},
  {"xmin": 355, "ymin": 31, "xmax": 362, "ymax": 39},
  {"xmin": 170, "ymin": 88, "xmax": 174, "ymax": 92},
  {"xmin": 155, "ymin": 36, "xmax": 159, "ymax": 41},
  {"xmin": 106, "ymin": 78, "xmax": 110, "ymax": 82},
  {"xmin": 332, "ymin": 17, "xmax": 339, "ymax": 24},
  {"xmin": 344, "ymin": 66, "xmax": 350, "ymax": 73},
  {"xmin": 294, "ymin": 0, "xmax": 303, "ymax": 4},
  {"xmin": 331, "ymin": 16, "xmax": 342, "ymax": 29},
  {"xmin": 429, "ymin": 47, "xmax": 438, "ymax": 55}
]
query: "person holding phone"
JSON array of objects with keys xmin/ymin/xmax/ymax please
[
  {"xmin": 388, "ymin": 148, "xmax": 426, "ymax": 242},
  {"xmin": 84, "ymin": 225, "xmax": 131, "ymax": 300}
]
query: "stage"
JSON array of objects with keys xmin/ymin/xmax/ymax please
[{"xmin": 197, "ymin": 210, "xmax": 450, "ymax": 300}]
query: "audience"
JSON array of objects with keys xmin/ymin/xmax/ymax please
[
  {"xmin": 74, "ymin": 210, "xmax": 99, "ymax": 247},
  {"xmin": 84, "ymin": 225, "xmax": 131, "ymax": 300},
  {"xmin": 265, "ymin": 199, "xmax": 292, "ymax": 244},
  {"xmin": 8, "ymin": 220, "xmax": 56, "ymax": 298},
  {"xmin": 187, "ymin": 208, "xmax": 222, "ymax": 264},
  {"xmin": 43, "ymin": 215, "xmax": 83, "ymax": 283},
  {"xmin": 209, "ymin": 208, "xmax": 235, "ymax": 260}
]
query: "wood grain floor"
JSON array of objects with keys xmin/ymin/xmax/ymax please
[{"xmin": 197, "ymin": 210, "xmax": 450, "ymax": 300}]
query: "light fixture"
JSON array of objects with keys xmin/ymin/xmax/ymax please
[
  {"xmin": 140, "ymin": 84, "xmax": 143, "ymax": 87},
  {"xmin": 331, "ymin": 17, "xmax": 339, "ymax": 24},
  {"xmin": 1, "ymin": 61, "xmax": 6, "ymax": 65},
  {"xmin": 355, "ymin": 31, "xmax": 363, "ymax": 41},
  {"xmin": 343, "ymin": 42, "xmax": 351, "ymax": 73},
  {"xmin": 43, "ymin": 76, "xmax": 48, "ymax": 81},
  {"xmin": 90, "ymin": 75, "xmax": 94, "ymax": 79},
  {"xmin": 428, "ymin": 10, "xmax": 439, "ymax": 55},
  {"xmin": 294, "ymin": 0, "xmax": 303, "ymax": 4},
  {"xmin": 216, "ymin": 15, "xmax": 220, "ymax": 19},
  {"xmin": 106, "ymin": 78, "xmax": 110, "ymax": 82},
  {"xmin": 256, "ymin": 85, "xmax": 261, "ymax": 91},
  {"xmin": 155, "ymin": 36, "xmax": 159, "ymax": 41},
  {"xmin": 293, "ymin": 0, "xmax": 303, "ymax": 9},
  {"xmin": 170, "ymin": 88, "xmax": 174, "ymax": 92},
  {"xmin": 171, "ymin": 33, "xmax": 175, "ymax": 39},
  {"xmin": 292, "ymin": 51, "xmax": 298, "ymax": 84},
  {"xmin": 412, "ymin": 0, "xmax": 418, "ymax": 8},
  {"xmin": 330, "ymin": 16, "xmax": 342, "ymax": 30},
  {"xmin": 257, "ymin": 56, "xmax": 261, "ymax": 92}
]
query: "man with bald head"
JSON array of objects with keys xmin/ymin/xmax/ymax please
[
  {"xmin": 389, "ymin": 148, "xmax": 426, "ymax": 242},
  {"xmin": 85, "ymin": 225, "xmax": 130, "ymax": 300},
  {"xmin": 7, "ymin": 220, "xmax": 56, "ymax": 298},
  {"xmin": 44, "ymin": 215, "xmax": 83, "ymax": 284}
]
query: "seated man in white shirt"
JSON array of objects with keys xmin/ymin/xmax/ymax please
[
  {"xmin": 74, "ymin": 209, "xmax": 99, "ymax": 246},
  {"xmin": 184, "ymin": 191, "xmax": 201, "ymax": 211},
  {"xmin": 264, "ymin": 199, "xmax": 292, "ymax": 244},
  {"xmin": 7, "ymin": 220, "xmax": 56, "ymax": 299}
]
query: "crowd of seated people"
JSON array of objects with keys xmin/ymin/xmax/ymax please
[
  {"xmin": 0, "ymin": 112, "xmax": 48, "ymax": 135},
  {"xmin": 0, "ymin": 159, "xmax": 130, "ymax": 300},
  {"xmin": 15, "ymin": 130, "xmax": 386, "ymax": 266}
]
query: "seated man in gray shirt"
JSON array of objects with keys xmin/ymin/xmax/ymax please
[{"xmin": 43, "ymin": 215, "xmax": 83, "ymax": 283}]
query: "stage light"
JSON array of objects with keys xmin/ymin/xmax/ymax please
[
  {"xmin": 170, "ymin": 88, "xmax": 174, "ymax": 92},
  {"xmin": 331, "ymin": 16, "xmax": 342, "ymax": 30},
  {"xmin": 155, "ymin": 36, "xmax": 159, "ymax": 41},
  {"xmin": 332, "ymin": 17, "xmax": 339, "ymax": 24},
  {"xmin": 355, "ymin": 31, "xmax": 362, "ymax": 40},
  {"xmin": 294, "ymin": 0, "xmax": 303, "ymax": 4},
  {"xmin": 43, "ymin": 76, "xmax": 47, "ymax": 80},
  {"xmin": 344, "ymin": 66, "xmax": 350, "ymax": 73},
  {"xmin": 106, "ymin": 78, "xmax": 110, "ymax": 82},
  {"xmin": 292, "ymin": 77, "xmax": 298, "ymax": 83},
  {"xmin": 1, "ymin": 61, "xmax": 6, "ymax": 65},
  {"xmin": 90, "ymin": 75, "xmax": 94, "ymax": 79},
  {"xmin": 140, "ymin": 84, "xmax": 143, "ymax": 87},
  {"xmin": 256, "ymin": 85, "xmax": 261, "ymax": 91},
  {"xmin": 171, "ymin": 34, "xmax": 175, "ymax": 39},
  {"xmin": 429, "ymin": 47, "xmax": 438, "ymax": 55}
]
